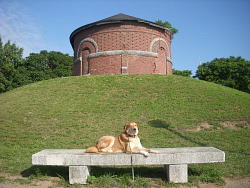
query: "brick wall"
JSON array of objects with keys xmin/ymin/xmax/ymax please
[
  {"xmin": 72, "ymin": 21, "xmax": 172, "ymax": 75},
  {"xmin": 90, "ymin": 55, "xmax": 121, "ymax": 75}
]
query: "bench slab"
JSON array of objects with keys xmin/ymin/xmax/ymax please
[
  {"xmin": 32, "ymin": 147, "xmax": 225, "ymax": 166},
  {"xmin": 32, "ymin": 147, "xmax": 225, "ymax": 184}
]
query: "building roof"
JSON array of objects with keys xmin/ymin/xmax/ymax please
[
  {"xmin": 70, "ymin": 13, "xmax": 170, "ymax": 48},
  {"xmin": 99, "ymin": 13, "xmax": 146, "ymax": 22}
]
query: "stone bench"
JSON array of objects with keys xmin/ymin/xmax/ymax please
[{"xmin": 32, "ymin": 147, "xmax": 225, "ymax": 184}]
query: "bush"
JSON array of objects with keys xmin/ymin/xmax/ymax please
[
  {"xmin": 195, "ymin": 56, "xmax": 250, "ymax": 93},
  {"xmin": 173, "ymin": 69, "xmax": 192, "ymax": 77},
  {"xmin": 0, "ymin": 38, "xmax": 73, "ymax": 93}
]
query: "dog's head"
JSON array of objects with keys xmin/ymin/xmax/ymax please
[{"xmin": 124, "ymin": 122, "xmax": 139, "ymax": 137}]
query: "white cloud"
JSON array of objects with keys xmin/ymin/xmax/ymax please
[{"xmin": 0, "ymin": 1, "xmax": 44, "ymax": 57}]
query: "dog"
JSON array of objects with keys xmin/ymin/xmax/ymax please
[{"xmin": 86, "ymin": 122, "xmax": 158, "ymax": 157}]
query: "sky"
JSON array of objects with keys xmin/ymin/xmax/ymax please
[{"xmin": 0, "ymin": 0, "xmax": 249, "ymax": 74}]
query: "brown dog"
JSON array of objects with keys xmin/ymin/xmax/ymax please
[{"xmin": 86, "ymin": 122, "xmax": 158, "ymax": 157}]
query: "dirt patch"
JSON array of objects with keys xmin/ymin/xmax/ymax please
[
  {"xmin": 0, "ymin": 173, "xmax": 63, "ymax": 188},
  {"xmin": 198, "ymin": 177, "xmax": 250, "ymax": 188},
  {"xmin": 181, "ymin": 121, "xmax": 250, "ymax": 132},
  {"xmin": 223, "ymin": 177, "xmax": 250, "ymax": 188},
  {"xmin": 0, "ymin": 180, "xmax": 62, "ymax": 188},
  {"xmin": 139, "ymin": 117, "xmax": 150, "ymax": 122},
  {"xmin": 181, "ymin": 122, "xmax": 214, "ymax": 132},
  {"xmin": 0, "ymin": 173, "xmax": 26, "ymax": 181},
  {"xmin": 221, "ymin": 121, "xmax": 249, "ymax": 130}
]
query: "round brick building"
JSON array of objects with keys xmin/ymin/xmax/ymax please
[{"xmin": 70, "ymin": 13, "xmax": 173, "ymax": 75}]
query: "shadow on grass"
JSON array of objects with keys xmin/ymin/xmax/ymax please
[
  {"xmin": 21, "ymin": 165, "xmax": 166, "ymax": 182},
  {"xmin": 21, "ymin": 165, "xmax": 68, "ymax": 180},
  {"xmin": 91, "ymin": 166, "xmax": 166, "ymax": 180},
  {"xmin": 148, "ymin": 119, "xmax": 207, "ymax": 146}
]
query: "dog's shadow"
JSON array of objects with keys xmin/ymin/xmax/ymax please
[{"xmin": 148, "ymin": 119, "xmax": 171, "ymax": 129}]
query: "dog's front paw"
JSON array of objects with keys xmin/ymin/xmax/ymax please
[
  {"xmin": 141, "ymin": 151, "xmax": 149, "ymax": 157},
  {"xmin": 149, "ymin": 149, "xmax": 159, "ymax": 154}
]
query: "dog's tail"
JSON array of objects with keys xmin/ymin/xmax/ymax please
[{"xmin": 86, "ymin": 146, "xmax": 99, "ymax": 153}]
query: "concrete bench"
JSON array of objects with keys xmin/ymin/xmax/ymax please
[{"xmin": 32, "ymin": 147, "xmax": 225, "ymax": 184}]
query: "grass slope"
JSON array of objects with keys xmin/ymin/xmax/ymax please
[{"xmin": 0, "ymin": 75, "xmax": 249, "ymax": 186}]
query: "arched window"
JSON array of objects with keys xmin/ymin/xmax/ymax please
[
  {"xmin": 150, "ymin": 38, "xmax": 169, "ymax": 74},
  {"xmin": 77, "ymin": 38, "xmax": 98, "ymax": 58},
  {"xmin": 76, "ymin": 38, "xmax": 98, "ymax": 75}
]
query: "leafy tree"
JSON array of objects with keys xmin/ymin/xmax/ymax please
[
  {"xmin": 0, "ymin": 38, "xmax": 24, "ymax": 92},
  {"xmin": 155, "ymin": 20, "xmax": 178, "ymax": 35},
  {"xmin": 22, "ymin": 50, "xmax": 73, "ymax": 82},
  {"xmin": 173, "ymin": 69, "xmax": 192, "ymax": 77},
  {"xmin": 0, "ymin": 37, "xmax": 73, "ymax": 93},
  {"xmin": 195, "ymin": 56, "xmax": 250, "ymax": 93}
]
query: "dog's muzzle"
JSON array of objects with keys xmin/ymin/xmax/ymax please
[{"xmin": 127, "ymin": 128, "xmax": 137, "ymax": 137}]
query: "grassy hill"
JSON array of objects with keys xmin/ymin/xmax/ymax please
[{"xmin": 0, "ymin": 75, "xmax": 249, "ymax": 187}]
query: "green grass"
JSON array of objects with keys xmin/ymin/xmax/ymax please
[{"xmin": 0, "ymin": 75, "xmax": 249, "ymax": 187}]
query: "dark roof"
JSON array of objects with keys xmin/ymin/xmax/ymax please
[
  {"xmin": 70, "ymin": 13, "xmax": 170, "ymax": 48},
  {"xmin": 99, "ymin": 13, "xmax": 144, "ymax": 22}
]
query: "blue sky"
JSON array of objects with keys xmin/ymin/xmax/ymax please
[{"xmin": 0, "ymin": 0, "xmax": 249, "ymax": 74}]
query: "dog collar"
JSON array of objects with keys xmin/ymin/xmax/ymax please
[{"xmin": 128, "ymin": 134, "xmax": 136, "ymax": 138}]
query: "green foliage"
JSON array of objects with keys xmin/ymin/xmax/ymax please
[
  {"xmin": 22, "ymin": 50, "xmax": 73, "ymax": 82},
  {"xmin": 0, "ymin": 38, "xmax": 24, "ymax": 92},
  {"xmin": 0, "ymin": 38, "xmax": 73, "ymax": 93},
  {"xmin": 195, "ymin": 56, "xmax": 250, "ymax": 93},
  {"xmin": 155, "ymin": 19, "xmax": 178, "ymax": 35},
  {"xmin": 173, "ymin": 69, "xmax": 192, "ymax": 77}
]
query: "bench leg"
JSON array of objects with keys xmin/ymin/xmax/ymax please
[
  {"xmin": 164, "ymin": 164, "xmax": 188, "ymax": 183},
  {"xmin": 69, "ymin": 166, "xmax": 90, "ymax": 184}
]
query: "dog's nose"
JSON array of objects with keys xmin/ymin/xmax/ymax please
[{"xmin": 133, "ymin": 128, "xmax": 136, "ymax": 131}]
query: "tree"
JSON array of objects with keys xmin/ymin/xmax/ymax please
[
  {"xmin": 195, "ymin": 56, "xmax": 250, "ymax": 93},
  {"xmin": 173, "ymin": 69, "xmax": 192, "ymax": 77},
  {"xmin": 0, "ymin": 37, "xmax": 73, "ymax": 93},
  {"xmin": 0, "ymin": 38, "xmax": 24, "ymax": 92},
  {"xmin": 22, "ymin": 50, "xmax": 73, "ymax": 82},
  {"xmin": 155, "ymin": 20, "xmax": 178, "ymax": 35}
]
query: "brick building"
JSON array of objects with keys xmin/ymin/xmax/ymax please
[{"xmin": 70, "ymin": 13, "xmax": 173, "ymax": 75}]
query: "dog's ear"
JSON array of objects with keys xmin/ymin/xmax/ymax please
[
  {"xmin": 124, "ymin": 122, "xmax": 130, "ymax": 131},
  {"xmin": 136, "ymin": 123, "xmax": 139, "ymax": 130}
]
